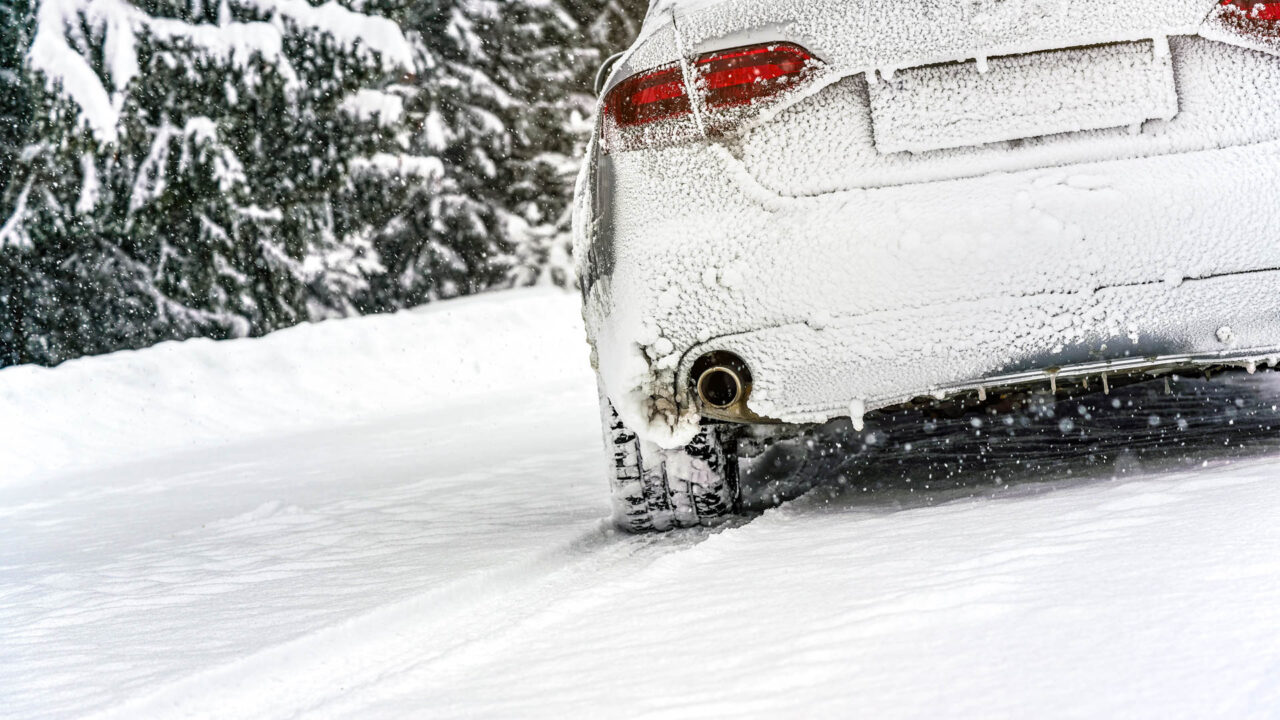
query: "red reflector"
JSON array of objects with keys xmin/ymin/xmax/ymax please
[{"xmin": 1221, "ymin": 0, "xmax": 1280, "ymax": 20}]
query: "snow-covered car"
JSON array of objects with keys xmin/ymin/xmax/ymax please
[{"xmin": 575, "ymin": 0, "xmax": 1280, "ymax": 532}]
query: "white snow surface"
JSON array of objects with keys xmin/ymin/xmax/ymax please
[
  {"xmin": 350, "ymin": 153, "xmax": 445, "ymax": 180},
  {"xmin": 0, "ymin": 290, "xmax": 580, "ymax": 483},
  {"xmin": 6, "ymin": 288, "xmax": 1280, "ymax": 718}
]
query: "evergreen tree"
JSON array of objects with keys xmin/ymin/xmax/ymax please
[
  {"xmin": 2, "ymin": 0, "xmax": 414, "ymax": 365},
  {"xmin": 358, "ymin": 0, "xmax": 512, "ymax": 311},
  {"xmin": 368, "ymin": 0, "xmax": 648, "ymax": 309},
  {"xmin": 1, "ymin": 0, "xmax": 647, "ymax": 367},
  {"xmin": 0, "ymin": 0, "xmax": 37, "ymax": 366},
  {"xmin": 0, "ymin": 0, "xmax": 33, "ymax": 196},
  {"xmin": 504, "ymin": 0, "xmax": 650, "ymax": 287}
]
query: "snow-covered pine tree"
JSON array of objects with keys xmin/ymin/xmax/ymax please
[
  {"xmin": 1, "ymin": 0, "xmax": 414, "ymax": 366},
  {"xmin": 369, "ymin": 0, "xmax": 647, "ymax": 310},
  {"xmin": 573, "ymin": 0, "xmax": 647, "ymax": 49},
  {"xmin": 502, "ymin": 0, "xmax": 650, "ymax": 287},
  {"xmin": 2, "ymin": 0, "xmax": 646, "ymax": 366},
  {"xmin": 356, "ymin": 0, "xmax": 510, "ymax": 311},
  {"xmin": 489, "ymin": 0, "xmax": 594, "ymax": 288},
  {"xmin": 0, "ymin": 0, "xmax": 33, "ymax": 196},
  {"xmin": 0, "ymin": 1, "xmax": 33, "ymax": 364}
]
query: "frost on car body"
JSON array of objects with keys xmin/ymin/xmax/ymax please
[{"xmin": 575, "ymin": 0, "xmax": 1280, "ymax": 530}]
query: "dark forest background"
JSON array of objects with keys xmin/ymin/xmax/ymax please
[{"xmin": 0, "ymin": 0, "xmax": 647, "ymax": 366}]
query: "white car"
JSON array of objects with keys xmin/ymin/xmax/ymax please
[{"xmin": 575, "ymin": 0, "xmax": 1280, "ymax": 532}]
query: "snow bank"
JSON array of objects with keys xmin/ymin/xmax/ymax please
[{"xmin": 0, "ymin": 289, "xmax": 591, "ymax": 483}]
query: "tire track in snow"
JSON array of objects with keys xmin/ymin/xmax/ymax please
[
  {"xmin": 84, "ymin": 522, "xmax": 726, "ymax": 720},
  {"xmin": 342, "ymin": 455, "xmax": 1280, "ymax": 718},
  {"xmin": 4, "ymin": 382, "xmax": 610, "ymax": 720}
]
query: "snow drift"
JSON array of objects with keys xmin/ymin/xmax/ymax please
[{"xmin": 0, "ymin": 289, "xmax": 592, "ymax": 483}]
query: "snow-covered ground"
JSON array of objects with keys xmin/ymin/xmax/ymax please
[{"xmin": 5, "ymin": 288, "xmax": 1280, "ymax": 719}]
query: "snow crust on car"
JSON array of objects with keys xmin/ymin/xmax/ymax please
[
  {"xmin": 585, "ymin": 141, "xmax": 1280, "ymax": 445},
  {"xmin": 659, "ymin": 0, "xmax": 1217, "ymax": 71},
  {"xmin": 866, "ymin": 41, "xmax": 1178, "ymax": 154},
  {"xmin": 738, "ymin": 37, "xmax": 1280, "ymax": 194},
  {"xmin": 579, "ymin": 12, "xmax": 1280, "ymax": 447}
]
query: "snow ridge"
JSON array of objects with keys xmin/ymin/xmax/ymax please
[{"xmin": 0, "ymin": 289, "xmax": 589, "ymax": 484}]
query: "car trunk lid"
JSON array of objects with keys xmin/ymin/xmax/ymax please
[
  {"xmin": 866, "ymin": 40, "xmax": 1178, "ymax": 154},
  {"xmin": 662, "ymin": 0, "xmax": 1218, "ymax": 73}
]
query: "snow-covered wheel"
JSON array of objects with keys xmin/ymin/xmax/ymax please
[{"xmin": 601, "ymin": 399, "xmax": 740, "ymax": 533}]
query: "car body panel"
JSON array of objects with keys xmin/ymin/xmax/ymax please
[
  {"xmin": 736, "ymin": 36, "xmax": 1280, "ymax": 194},
  {"xmin": 653, "ymin": 0, "xmax": 1217, "ymax": 73},
  {"xmin": 577, "ymin": 1, "xmax": 1280, "ymax": 447},
  {"xmin": 865, "ymin": 41, "xmax": 1178, "ymax": 154}
]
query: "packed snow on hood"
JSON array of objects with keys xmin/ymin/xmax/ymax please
[{"xmin": 5, "ymin": 288, "xmax": 1280, "ymax": 718}]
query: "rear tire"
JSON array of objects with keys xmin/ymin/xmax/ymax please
[{"xmin": 601, "ymin": 398, "xmax": 740, "ymax": 533}]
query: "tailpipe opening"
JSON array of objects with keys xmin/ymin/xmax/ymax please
[
  {"xmin": 699, "ymin": 367, "xmax": 742, "ymax": 409},
  {"xmin": 691, "ymin": 351, "xmax": 753, "ymax": 411}
]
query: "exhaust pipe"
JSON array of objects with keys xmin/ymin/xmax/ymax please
[
  {"xmin": 697, "ymin": 365, "xmax": 744, "ymax": 409},
  {"xmin": 691, "ymin": 351, "xmax": 753, "ymax": 413}
]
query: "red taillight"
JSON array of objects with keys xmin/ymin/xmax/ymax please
[
  {"xmin": 602, "ymin": 42, "xmax": 819, "ymax": 153},
  {"xmin": 608, "ymin": 65, "xmax": 691, "ymax": 128},
  {"xmin": 696, "ymin": 44, "xmax": 816, "ymax": 109},
  {"xmin": 1221, "ymin": 0, "xmax": 1280, "ymax": 20}
]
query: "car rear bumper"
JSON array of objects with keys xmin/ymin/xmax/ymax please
[
  {"xmin": 581, "ymin": 139, "xmax": 1280, "ymax": 445},
  {"xmin": 680, "ymin": 267, "xmax": 1280, "ymax": 425}
]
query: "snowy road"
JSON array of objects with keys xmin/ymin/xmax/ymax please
[{"xmin": 5, "ymin": 289, "xmax": 1280, "ymax": 719}]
